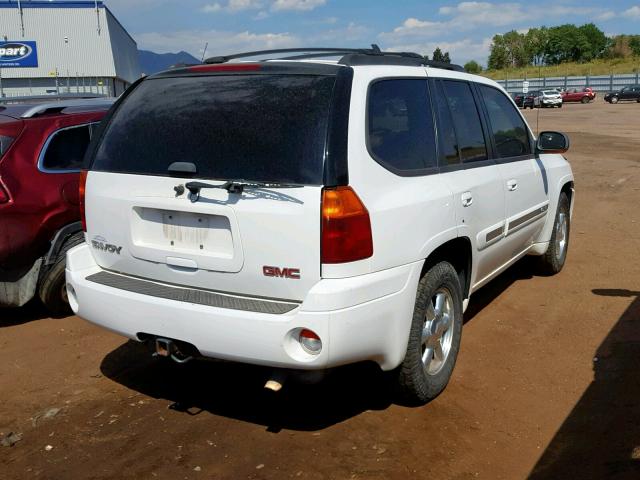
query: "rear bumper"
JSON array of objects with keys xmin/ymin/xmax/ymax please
[{"xmin": 66, "ymin": 244, "xmax": 422, "ymax": 371}]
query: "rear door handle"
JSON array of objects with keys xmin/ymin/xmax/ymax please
[
  {"xmin": 461, "ymin": 191, "xmax": 473, "ymax": 207},
  {"xmin": 507, "ymin": 179, "xmax": 518, "ymax": 191}
]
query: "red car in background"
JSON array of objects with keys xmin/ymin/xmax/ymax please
[
  {"xmin": 0, "ymin": 98, "xmax": 114, "ymax": 313},
  {"xmin": 561, "ymin": 87, "xmax": 597, "ymax": 103}
]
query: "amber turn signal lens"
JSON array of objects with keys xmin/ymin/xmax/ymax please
[{"xmin": 321, "ymin": 186, "xmax": 373, "ymax": 264}]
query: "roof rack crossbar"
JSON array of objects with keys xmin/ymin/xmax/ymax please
[{"xmin": 205, "ymin": 46, "xmax": 377, "ymax": 64}]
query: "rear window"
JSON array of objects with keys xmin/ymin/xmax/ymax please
[{"xmin": 91, "ymin": 74, "xmax": 337, "ymax": 185}]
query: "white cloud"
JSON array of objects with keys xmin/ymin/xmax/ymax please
[
  {"xmin": 595, "ymin": 10, "xmax": 616, "ymax": 21},
  {"xmin": 625, "ymin": 5, "xmax": 640, "ymax": 18},
  {"xmin": 135, "ymin": 29, "xmax": 298, "ymax": 59},
  {"xmin": 271, "ymin": 0, "xmax": 326, "ymax": 11},
  {"xmin": 380, "ymin": 2, "xmax": 619, "ymax": 51},
  {"xmin": 201, "ymin": 0, "xmax": 263, "ymax": 13}
]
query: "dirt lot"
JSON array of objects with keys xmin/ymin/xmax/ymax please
[{"xmin": 1, "ymin": 99, "xmax": 639, "ymax": 480}]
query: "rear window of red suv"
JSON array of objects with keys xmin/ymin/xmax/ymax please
[{"xmin": 91, "ymin": 74, "xmax": 337, "ymax": 185}]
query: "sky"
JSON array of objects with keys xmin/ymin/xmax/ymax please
[{"xmin": 104, "ymin": 0, "xmax": 640, "ymax": 65}]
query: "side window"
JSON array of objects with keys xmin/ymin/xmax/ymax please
[
  {"xmin": 367, "ymin": 79, "xmax": 437, "ymax": 172},
  {"xmin": 41, "ymin": 124, "xmax": 92, "ymax": 171},
  {"xmin": 441, "ymin": 80, "xmax": 488, "ymax": 163},
  {"xmin": 479, "ymin": 85, "xmax": 532, "ymax": 158},
  {"xmin": 432, "ymin": 80, "xmax": 460, "ymax": 166}
]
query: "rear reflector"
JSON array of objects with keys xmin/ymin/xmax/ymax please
[
  {"xmin": 79, "ymin": 170, "xmax": 87, "ymax": 231},
  {"xmin": 299, "ymin": 329, "xmax": 322, "ymax": 355},
  {"xmin": 187, "ymin": 64, "xmax": 261, "ymax": 73},
  {"xmin": 321, "ymin": 186, "xmax": 373, "ymax": 264}
]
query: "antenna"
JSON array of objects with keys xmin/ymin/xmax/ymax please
[{"xmin": 201, "ymin": 42, "xmax": 208, "ymax": 63}]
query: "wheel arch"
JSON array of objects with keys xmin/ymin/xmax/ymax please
[{"xmin": 420, "ymin": 237, "xmax": 472, "ymax": 301}]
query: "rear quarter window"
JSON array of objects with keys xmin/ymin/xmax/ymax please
[{"xmin": 367, "ymin": 79, "xmax": 437, "ymax": 174}]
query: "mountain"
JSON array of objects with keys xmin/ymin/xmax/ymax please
[{"xmin": 138, "ymin": 50, "xmax": 200, "ymax": 75}]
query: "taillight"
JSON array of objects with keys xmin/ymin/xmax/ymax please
[
  {"xmin": 321, "ymin": 186, "xmax": 373, "ymax": 264},
  {"xmin": 0, "ymin": 179, "xmax": 9, "ymax": 204},
  {"xmin": 79, "ymin": 170, "xmax": 88, "ymax": 232}
]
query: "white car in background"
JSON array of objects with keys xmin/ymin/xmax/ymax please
[
  {"xmin": 66, "ymin": 46, "xmax": 575, "ymax": 405},
  {"xmin": 535, "ymin": 89, "xmax": 564, "ymax": 108}
]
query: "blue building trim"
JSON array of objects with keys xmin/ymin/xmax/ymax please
[{"xmin": 0, "ymin": 1, "xmax": 104, "ymax": 8}]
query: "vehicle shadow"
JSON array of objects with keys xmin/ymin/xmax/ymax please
[
  {"xmin": 528, "ymin": 289, "xmax": 640, "ymax": 480},
  {"xmin": 98, "ymin": 257, "xmax": 539, "ymax": 431},
  {"xmin": 0, "ymin": 299, "xmax": 67, "ymax": 327},
  {"xmin": 100, "ymin": 340, "xmax": 393, "ymax": 432}
]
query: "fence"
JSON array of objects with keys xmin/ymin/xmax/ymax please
[{"xmin": 496, "ymin": 73, "xmax": 640, "ymax": 94}]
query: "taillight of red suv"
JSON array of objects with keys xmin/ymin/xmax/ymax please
[{"xmin": 79, "ymin": 170, "xmax": 88, "ymax": 231}]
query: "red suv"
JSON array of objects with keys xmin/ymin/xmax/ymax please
[{"xmin": 0, "ymin": 98, "xmax": 113, "ymax": 313}]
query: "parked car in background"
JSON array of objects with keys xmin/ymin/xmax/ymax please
[
  {"xmin": 66, "ymin": 47, "xmax": 574, "ymax": 405},
  {"xmin": 535, "ymin": 90, "xmax": 563, "ymax": 108},
  {"xmin": 513, "ymin": 92, "xmax": 525, "ymax": 107},
  {"xmin": 522, "ymin": 91, "xmax": 539, "ymax": 109},
  {"xmin": 604, "ymin": 85, "xmax": 640, "ymax": 104},
  {"xmin": 562, "ymin": 88, "xmax": 596, "ymax": 104},
  {"xmin": 0, "ymin": 98, "xmax": 114, "ymax": 313}
]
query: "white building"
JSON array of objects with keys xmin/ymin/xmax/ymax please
[{"xmin": 0, "ymin": 1, "xmax": 141, "ymax": 98}]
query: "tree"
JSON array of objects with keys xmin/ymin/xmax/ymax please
[
  {"xmin": 525, "ymin": 27, "xmax": 548, "ymax": 65},
  {"xmin": 488, "ymin": 30, "xmax": 528, "ymax": 69},
  {"xmin": 442, "ymin": 51, "xmax": 451, "ymax": 64},
  {"xmin": 545, "ymin": 24, "xmax": 591, "ymax": 64},
  {"xmin": 631, "ymin": 36, "xmax": 640, "ymax": 56},
  {"xmin": 464, "ymin": 60, "xmax": 482, "ymax": 74},
  {"xmin": 578, "ymin": 23, "xmax": 608, "ymax": 61}
]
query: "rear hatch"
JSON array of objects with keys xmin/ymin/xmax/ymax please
[{"xmin": 86, "ymin": 65, "xmax": 349, "ymax": 302}]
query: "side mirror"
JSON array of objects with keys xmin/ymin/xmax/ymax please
[{"xmin": 536, "ymin": 131, "xmax": 569, "ymax": 154}]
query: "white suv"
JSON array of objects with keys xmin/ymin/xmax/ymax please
[{"xmin": 66, "ymin": 46, "xmax": 574, "ymax": 404}]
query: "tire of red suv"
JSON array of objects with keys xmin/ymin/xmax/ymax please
[
  {"xmin": 393, "ymin": 261, "xmax": 463, "ymax": 405},
  {"xmin": 581, "ymin": 97, "xmax": 589, "ymax": 104},
  {"xmin": 39, "ymin": 232, "xmax": 85, "ymax": 315}
]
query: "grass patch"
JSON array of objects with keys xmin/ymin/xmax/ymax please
[{"xmin": 482, "ymin": 58, "xmax": 640, "ymax": 80}]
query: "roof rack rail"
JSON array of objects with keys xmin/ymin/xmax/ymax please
[
  {"xmin": 204, "ymin": 46, "xmax": 379, "ymax": 64},
  {"xmin": 18, "ymin": 98, "xmax": 115, "ymax": 119},
  {"xmin": 203, "ymin": 44, "xmax": 466, "ymax": 72}
]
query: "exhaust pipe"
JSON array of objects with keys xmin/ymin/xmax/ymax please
[{"xmin": 264, "ymin": 370, "xmax": 288, "ymax": 392}]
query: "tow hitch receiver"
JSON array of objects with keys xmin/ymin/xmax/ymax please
[
  {"xmin": 154, "ymin": 338, "xmax": 172, "ymax": 357},
  {"xmin": 153, "ymin": 337, "xmax": 194, "ymax": 364}
]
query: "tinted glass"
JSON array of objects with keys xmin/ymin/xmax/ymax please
[
  {"xmin": 480, "ymin": 85, "xmax": 531, "ymax": 158},
  {"xmin": 42, "ymin": 124, "xmax": 91, "ymax": 171},
  {"xmin": 433, "ymin": 81, "xmax": 460, "ymax": 166},
  {"xmin": 92, "ymin": 74, "xmax": 336, "ymax": 185},
  {"xmin": 441, "ymin": 81, "xmax": 488, "ymax": 163},
  {"xmin": 367, "ymin": 79, "xmax": 437, "ymax": 172}
]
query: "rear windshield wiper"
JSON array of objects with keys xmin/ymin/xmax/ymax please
[{"xmin": 184, "ymin": 180, "xmax": 303, "ymax": 201}]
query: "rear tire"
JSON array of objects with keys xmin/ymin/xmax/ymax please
[
  {"xmin": 39, "ymin": 232, "xmax": 85, "ymax": 315},
  {"xmin": 393, "ymin": 262, "xmax": 463, "ymax": 405},
  {"xmin": 581, "ymin": 96, "xmax": 589, "ymax": 104},
  {"xmin": 611, "ymin": 96, "xmax": 619, "ymax": 104},
  {"xmin": 539, "ymin": 193, "xmax": 570, "ymax": 275}
]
